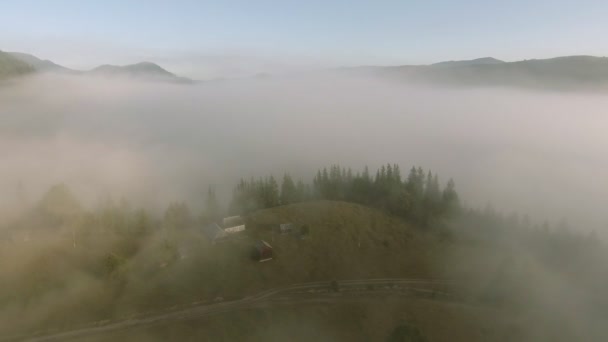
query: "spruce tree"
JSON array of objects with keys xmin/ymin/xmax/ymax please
[
  {"xmin": 204, "ymin": 186, "xmax": 221, "ymax": 221},
  {"xmin": 267, "ymin": 176, "xmax": 280, "ymax": 207},
  {"xmin": 442, "ymin": 178, "xmax": 460, "ymax": 214},
  {"xmin": 280, "ymin": 173, "xmax": 297, "ymax": 205}
]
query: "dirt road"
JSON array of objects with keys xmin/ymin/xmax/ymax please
[{"xmin": 5, "ymin": 278, "xmax": 452, "ymax": 342}]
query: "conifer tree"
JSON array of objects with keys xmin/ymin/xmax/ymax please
[
  {"xmin": 204, "ymin": 186, "xmax": 221, "ymax": 222},
  {"xmin": 281, "ymin": 173, "xmax": 297, "ymax": 205}
]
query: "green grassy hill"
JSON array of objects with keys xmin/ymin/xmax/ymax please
[
  {"xmin": 246, "ymin": 200, "xmax": 442, "ymax": 280},
  {"xmin": 0, "ymin": 201, "xmax": 448, "ymax": 336},
  {"xmin": 115, "ymin": 201, "xmax": 447, "ymax": 311}
]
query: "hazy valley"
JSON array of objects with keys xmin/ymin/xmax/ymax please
[{"xmin": 1, "ymin": 47, "xmax": 608, "ymax": 341}]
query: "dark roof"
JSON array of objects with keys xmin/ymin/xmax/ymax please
[
  {"xmin": 255, "ymin": 240, "xmax": 272, "ymax": 250},
  {"xmin": 201, "ymin": 223, "xmax": 227, "ymax": 242}
]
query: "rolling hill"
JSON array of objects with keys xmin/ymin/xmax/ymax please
[
  {"xmin": 1, "ymin": 199, "xmax": 601, "ymax": 341},
  {"xmin": 2, "ymin": 50, "xmax": 192, "ymax": 83},
  {"xmin": 0, "ymin": 201, "xmax": 447, "ymax": 336},
  {"xmin": 0, "ymin": 50, "xmax": 35, "ymax": 80},
  {"xmin": 431, "ymin": 57, "xmax": 505, "ymax": 68},
  {"xmin": 89, "ymin": 61, "xmax": 193, "ymax": 83}
]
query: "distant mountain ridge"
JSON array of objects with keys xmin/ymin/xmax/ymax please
[
  {"xmin": 89, "ymin": 61, "xmax": 192, "ymax": 83},
  {"xmin": 92, "ymin": 61, "xmax": 173, "ymax": 76},
  {"xmin": 431, "ymin": 57, "xmax": 505, "ymax": 67},
  {"xmin": 5, "ymin": 49, "xmax": 608, "ymax": 89},
  {"xmin": 5, "ymin": 51, "xmax": 192, "ymax": 83},
  {"xmin": 352, "ymin": 55, "xmax": 608, "ymax": 90}
]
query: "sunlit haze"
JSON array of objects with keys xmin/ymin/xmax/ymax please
[{"xmin": 2, "ymin": 2, "xmax": 608, "ymax": 341}]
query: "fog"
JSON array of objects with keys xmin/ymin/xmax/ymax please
[
  {"xmin": 2, "ymin": 71, "xmax": 608, "ymax": 341},
  {"xmin": 2, "ymin": 73, "xmax": 606, "ymax": 231}
]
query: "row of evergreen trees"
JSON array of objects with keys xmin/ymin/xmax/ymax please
[
  {"xmin": 9, "ymin": 164, "xmax": 460, "ymax": 242},
  {"xmin": 13, "ymin": 169, "xmax": 600, "ymax": 261},
  {"xmin": 227, "ymin": 176, "xmax": 311, "ymax": 215},
  {"xmin": 228, "ymin": 164, "xmax": 460, "ymax": 225}
]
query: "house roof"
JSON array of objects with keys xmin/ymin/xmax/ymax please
[
  {"xmin": 255, "ymin": 240, "xmax": 272, "ymax": 250},
  {"xmin": 223, "ymin": 215, "xmax": 244, "ymax": 228},
  {"xmin": 201, "ymin": 223, "xmax": 227, "ymax": 241}
]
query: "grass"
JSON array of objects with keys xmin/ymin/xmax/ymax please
[
  {"xmin": 83, "ymin": 296, "xmax": 519, "ymax": 342},
  {"xmin": 0, "ymin": 200, "xmax": 448, "ymax": 335}
]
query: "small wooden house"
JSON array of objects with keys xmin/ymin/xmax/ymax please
[
  {"xmin": 222, "ymin": 215, "xmax": 246, "ymax": 234},
  {"xmin": 252, "ymin": 240, "xmax": 273, "ymax": 262},
  {"xmin": 274, "ymin": 223, "xmax": 309, "ymax": 239},
  {"xmin": 279, "ymin": 223, "xmax": 294, "ymax": 234}
]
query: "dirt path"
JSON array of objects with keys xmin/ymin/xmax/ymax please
[{"xmin": 4, "ymin": 278, "xmax": 452, "ymax": 342}]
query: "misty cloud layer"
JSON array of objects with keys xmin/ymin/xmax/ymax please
[{"xmin": 1, "ymin": 74, "xmax": 607, "ymax": 231}]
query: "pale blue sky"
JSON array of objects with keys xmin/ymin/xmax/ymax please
[{"xmin": 2, "ymin": 0, "xmax": 608, "ymax": 76}]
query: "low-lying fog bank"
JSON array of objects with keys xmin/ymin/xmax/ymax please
[{"xmin": 1, "ymin": 73, "xmax": 607, "ymax": 232}]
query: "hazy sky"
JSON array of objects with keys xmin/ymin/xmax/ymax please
[{"xmin": 2, "ymin": 0, "xmax": 608, "ymax": 72}]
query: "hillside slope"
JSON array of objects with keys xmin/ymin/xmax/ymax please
[
  {"xmin": 0, "ymin": 51, "xmax": 35, "ymax": 80},
  {"xmin": 0, "ymin": 201, "xmax": 447, "ymax": 336},
  {"xmin": 120, "ymin": 201, "xmax": 447, "ymax": 309},
  {"xmin": 7, "ymin": 52, "xmax": 74, "ymax": 73},
  {"xmin": 2, "ymin": 200, "xmax": 592, "ymax": 341},
  {"xmin": 244, "ymin": 201, "xmax": 442, "ymax": 281}
]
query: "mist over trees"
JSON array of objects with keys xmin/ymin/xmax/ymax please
[
  {"xmin": 1, "ymin": 72, "xmax": 607, "ymax": 340},
  {"xmin": 2, "ymin": 74, "xmax": 608, "ymax": 233},
  {"xmin": 1, "ymin": 162, "xmax": 607, "ymax": 340},
  {"xmin": 229, "ymin": 164, "xmax": 460, "ymax": 226}
]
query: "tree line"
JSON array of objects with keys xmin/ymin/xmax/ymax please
[
  {"xmin": 227, "ymin": 164, "xmax": 460, "ymax": 225},
  {"xmin": 4, "ymin": 164, "xmax": 460, "ymax": 244}
]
